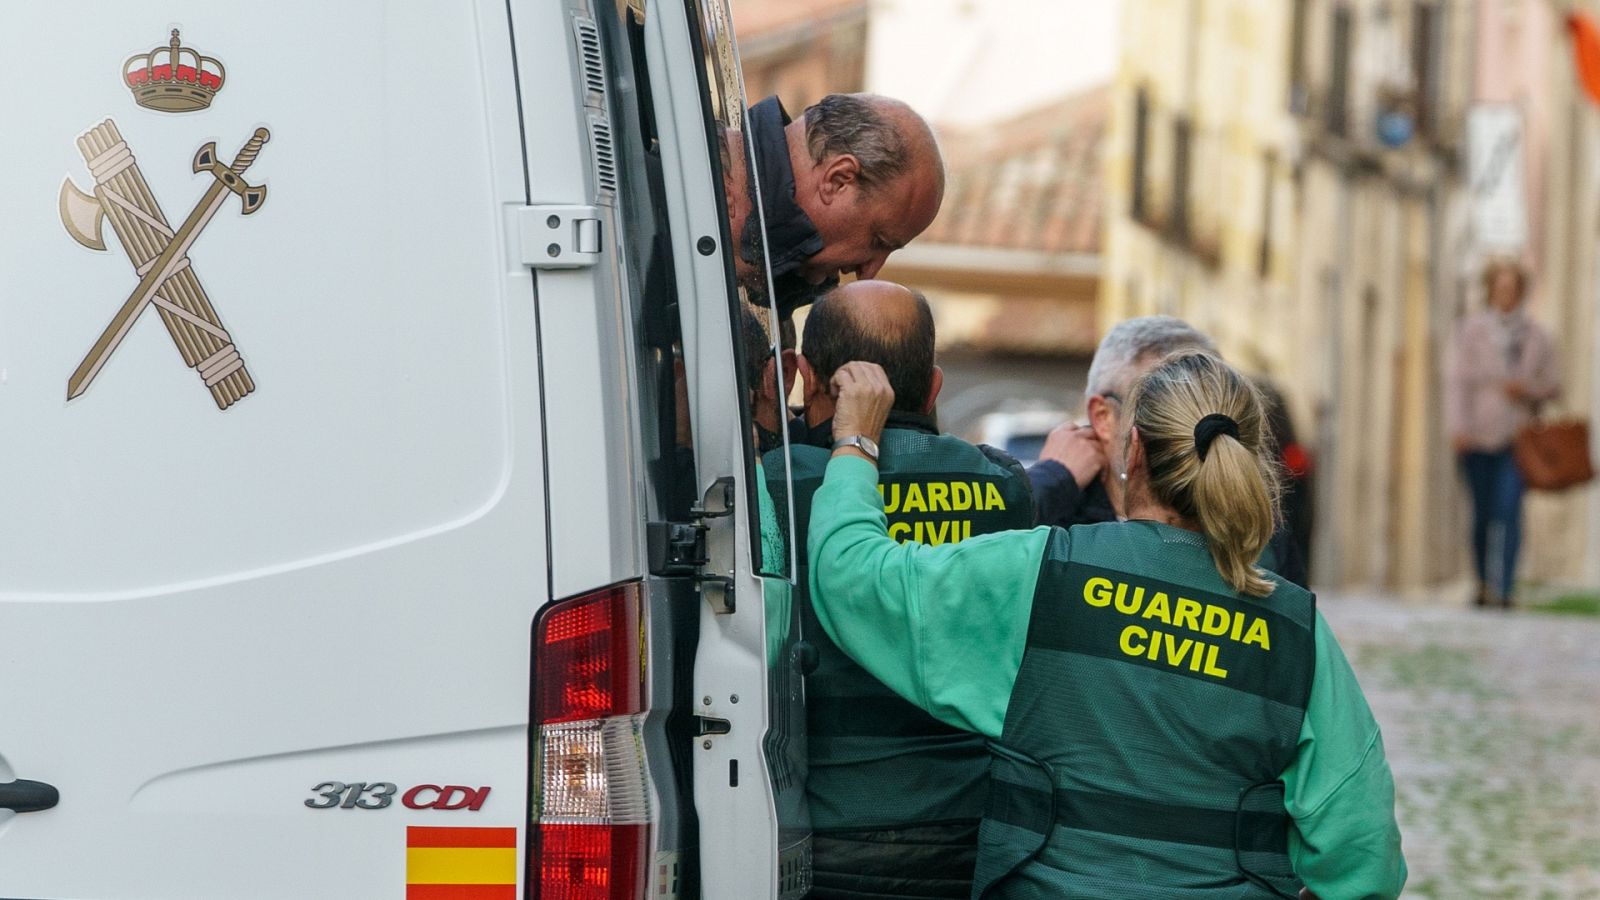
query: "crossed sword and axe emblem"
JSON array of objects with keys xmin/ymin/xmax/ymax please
[{"xmin": 59, "ymin": 119, "xmax": 269, "ymax": 409}]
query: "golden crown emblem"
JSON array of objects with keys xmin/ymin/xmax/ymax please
[{"xmin": 123, "ymin": 30, "xmax": 226, "ymax": 112}]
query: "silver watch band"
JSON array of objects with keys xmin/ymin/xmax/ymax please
[{"xmin": 831, "ymin": 434, "xmax": 879, "ymax": 462}]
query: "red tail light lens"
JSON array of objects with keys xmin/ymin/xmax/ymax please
[
  {"xmin": 534, "ymin": 823, "xmax": 647, "ymax": 900},
  {"xmin": 531, "ymin": 582, "xmax": 651, "ymax": 900},
  {"xmin": 536, "ymin": 583, "xmax": 644, "ymax": 724}
]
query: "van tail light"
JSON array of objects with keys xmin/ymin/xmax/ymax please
[{"xmin": 531, "ymin": 582, "xmax": 650, "ymax": 900}]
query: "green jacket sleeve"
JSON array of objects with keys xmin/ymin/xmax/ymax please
[
  {"xmin": 807, "ymin": 455, "xmax": 1051, "ymax": 739},
  {"xmin": 1281, "ymin": 612, "xmax": 1407, "ymax": 899}
]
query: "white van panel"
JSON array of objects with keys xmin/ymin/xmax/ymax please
[
  {"xmin": 511, "ymin": 0, "xmax": 647, "ymax": 600},
  {"xmin": 0, "ymin": 1, "xmax": 523, "ymax": 594},
  {"xmin": 0, "ymin": 2, "xmax": 550, "ymax": 897}
]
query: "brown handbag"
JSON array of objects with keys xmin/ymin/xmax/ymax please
[{"xmin": 1513, "ymin": 418, "xmax": 1596, "ymax": 491}]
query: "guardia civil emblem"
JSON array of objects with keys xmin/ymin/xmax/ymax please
[
  {"xmin": 57, "ymin": 30, "xmax": 267, "ymax": 410},
  {"xmin": 123, "ymin": 29, "xmax": 225, "ymax": 113}
]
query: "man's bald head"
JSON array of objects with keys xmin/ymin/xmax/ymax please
[
  {"xmin": 789, "ymin": 95, "xmax": 945, "ymax": 284},
  {"xmin": 802, "ymin": 280, "xmax": 937, "ymax": 414}
]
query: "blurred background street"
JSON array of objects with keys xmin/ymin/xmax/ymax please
[{"xmin": 1323, "ymin": 593, "xmax": 1600, "ymax": 898}]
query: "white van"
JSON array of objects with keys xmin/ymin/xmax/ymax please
[{"xmin": 0, "ymin": 2, "xmax": 808, "ymax": 898}]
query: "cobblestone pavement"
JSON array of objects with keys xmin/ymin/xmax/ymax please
[{"xmin": 1321, "ymin": 594, "xmax": 1600, "ymax": 899}]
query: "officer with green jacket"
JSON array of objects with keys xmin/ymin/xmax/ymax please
[
  {"xmin": 764, "ymin": 280, "xmax": 1034, "ymax": 899},
  {"xmin": 808, "ymin": 351, "xmax": 1406, "ymax": 900}
]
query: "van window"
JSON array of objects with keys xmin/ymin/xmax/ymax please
[
  {"xmin": 687, "ymin": 1, "xmax": 812, "ymax": 887},
  {"xmin": 686, "ymin": 0, "xmax": 797, "ymax": 581}
]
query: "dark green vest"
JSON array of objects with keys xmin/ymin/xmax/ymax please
[
  {"xmin": 764, "ymin": 418, "xmax": 1035, "ymax": 833},
  {"xmin": 974, "ymin": 522, "xmax": 1316, "ymax": 900}
]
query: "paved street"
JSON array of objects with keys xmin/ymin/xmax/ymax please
[{"xmin": 1323, "ymin": 595, "xmax": 1600, "ymax": 898}]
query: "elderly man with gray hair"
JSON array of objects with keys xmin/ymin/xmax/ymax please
[{"xmin": 1028, "ymin": 315, "xmax": 1308, "ymax": 586}]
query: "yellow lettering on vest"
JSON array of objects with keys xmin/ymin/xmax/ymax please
[
  {"xmin": 888, "ymin": 521, "xmax": 912, "ymax": 542},
  {"xmin": 1084, "ymin": 577, "xmax": 1114, "ymax": 607},
  {"xmin": 1201, "ymin": 605, "xmax": 1231, "ymax": 636},
  {"xmin": 1146, "ymin": 628, "xmax": 1163, "ymax": 660},
  {"xmin": 1242, "ymin": 618, "xmax": 1271, "ymax": 650},
  {"xmin": 927, "ymin": 482, "xmax": 950, "ymax": 512},
  {"xmin": 984, "ymin": 482, "xmax": 1005, "ymax": 510},
  {"xmin": 1115, "ymin": 584, "xmax": 1142, "ymax": 615},
  {"xmin": 1174, "ymin": 598, "xmax": 1202, "ymax": 632},
  {"xmin": 951, "ymin": 482, "xmax": 973, "ymax": 510},
  {"xmin": 1119, "ymin": 624, "xmax": 1148, "ymax": 656},
  {"xmin": 902, "ymin": 483, "xmax": 927, "ymax": 513},
  {"xmin": 962, "ymin": 519, "xmax": 973, "ymax": 540},
  {"xmin": 1230, "ymin": 611, "xmax": 1246, "ymax": 642},
  {"xmin": 1141, "ymin": 592, "xmax": 1172, "ymax": 624},
  {"xmin": 882, "ymin": 483, "xmax": 901, "ymax": 514},
  {"xmin": 927, "ymin": 520, "xmax": 954, "ymax": 546},
  {"xmin": 1188, "ymin": 641, "xmax": 1207, "ymax": 671},
  {"xmin": 1203, "ymin": 643, "xmax": 1229, "ymax": 678},
  {"xmin": 1164, "ymin": 634, "xmax": 1194, "ymax": 668}
]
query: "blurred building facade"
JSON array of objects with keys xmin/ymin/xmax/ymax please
[
  {"xmin": 734, "ymin": 0, "xmax": 868, "ymax": 114},
  {"xmin": 1472, "ymin": 0, "xmax": 1600, "ymax": 587},
  {"xmin": 1103, "ymin": 0, "xmax": 1600, "ymax": 591},
  {"xmin": 865, "ymin": 1, "xmax": 1117, "ymax": 437}
]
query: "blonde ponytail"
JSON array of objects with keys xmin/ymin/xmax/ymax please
[{"xmin": 1125, "ymin": 351, "xmax": 1281, "ymax": 597}]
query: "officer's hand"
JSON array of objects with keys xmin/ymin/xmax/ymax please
[
  {"xmin": 1040, "ymin": 422, "xmax": 1106, "ymax": 488},
  {"xmin": 830, "ymin": 361, "xmax": 894, "ymax": 448}
]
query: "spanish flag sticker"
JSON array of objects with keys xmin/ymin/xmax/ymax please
[{"xmin": 406, "ymin": 826, "xmax": 518, "ymax": 899}]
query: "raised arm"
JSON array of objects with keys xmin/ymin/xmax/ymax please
[{"xmin": 809, "ymin": 362, "xmax": 1051, "ymax": 738}]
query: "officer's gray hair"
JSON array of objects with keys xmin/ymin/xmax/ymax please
[
  {"xmin": 1085, "ymin": 316, "xmax": 1219, "ymax": 400},
  {"xmin": 804, "ymin": 94, "xmax": 918, "ymax": 191}
]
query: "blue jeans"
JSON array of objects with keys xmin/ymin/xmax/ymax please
[{"xmin": 1460, "ymin": 450, "xmax": 1525, "ymax": 600}]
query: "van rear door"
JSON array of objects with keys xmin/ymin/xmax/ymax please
[
  {"xmin": 0, "ymin": 3, "xmax": 547, "ymax": 897},
  {"xmin": 626, "ymin": 1, "xmax": 813, "ymax": 895}
]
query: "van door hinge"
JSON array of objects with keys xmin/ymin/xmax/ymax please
[
  {"xmin": 647, "ymin": 476, "xmax": 737, "ymax": 613},
  {"xmin": 519, "ymin": 205, "xmax": 601, "ymax": 269}
]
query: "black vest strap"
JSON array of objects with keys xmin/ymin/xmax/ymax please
[
  {"xmin": 808, "ymin": 697, "xmax": 969, "ymax": 738},
  {"xmin": 985, "ymin": 781, "xmax": 1292, "ymax": 854}
]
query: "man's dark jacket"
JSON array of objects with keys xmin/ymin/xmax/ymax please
[{"xmin": 747, "ymin": 96, "xmax": 835, "ymax": 321}]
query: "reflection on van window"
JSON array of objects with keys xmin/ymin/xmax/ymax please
[{"xmin": 690, "ymin": 0, "xmax": 795, "ymax": 580}]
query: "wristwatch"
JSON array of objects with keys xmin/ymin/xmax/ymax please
[{"xmin": 832, "ymin": 434, "xmax": 880, "ymax": 462}]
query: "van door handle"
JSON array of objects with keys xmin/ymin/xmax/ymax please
[{"xmin": 0, "ymin": 779, "xmax": 59, "ymax": 813}]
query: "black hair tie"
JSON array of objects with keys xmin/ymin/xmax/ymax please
[{"xmin": 1194, "ymin": 413, "xmax": 1240, "ymax": 461}]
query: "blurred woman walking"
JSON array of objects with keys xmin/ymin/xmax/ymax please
[{"xmin": 1447, "ymin": 260, "xmax": 1560, "ymax": 607}]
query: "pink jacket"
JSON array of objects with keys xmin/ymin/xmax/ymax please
[{"xmin": 1446, "ymin": 310, "xmax": 1560, "ymax": 452}]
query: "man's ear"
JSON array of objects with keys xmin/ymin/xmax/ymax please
[
  {"xmin": 779, "ymin": 348, "xmax": 799, "ymax": 400},
  {"xmin": 1087, "ymin": 394, "xmax": 1117, "ymax": 444},
  {"xmin": 817, "ymin": 154, "xmax": 862, "ymax": 204},
  {"xmin": 923, "ymin": 365, "xmax": 944, "ymax": 414},
  {"xmin": 797, "ymin": 354, "xmax": 825, "ymax": 402}
]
